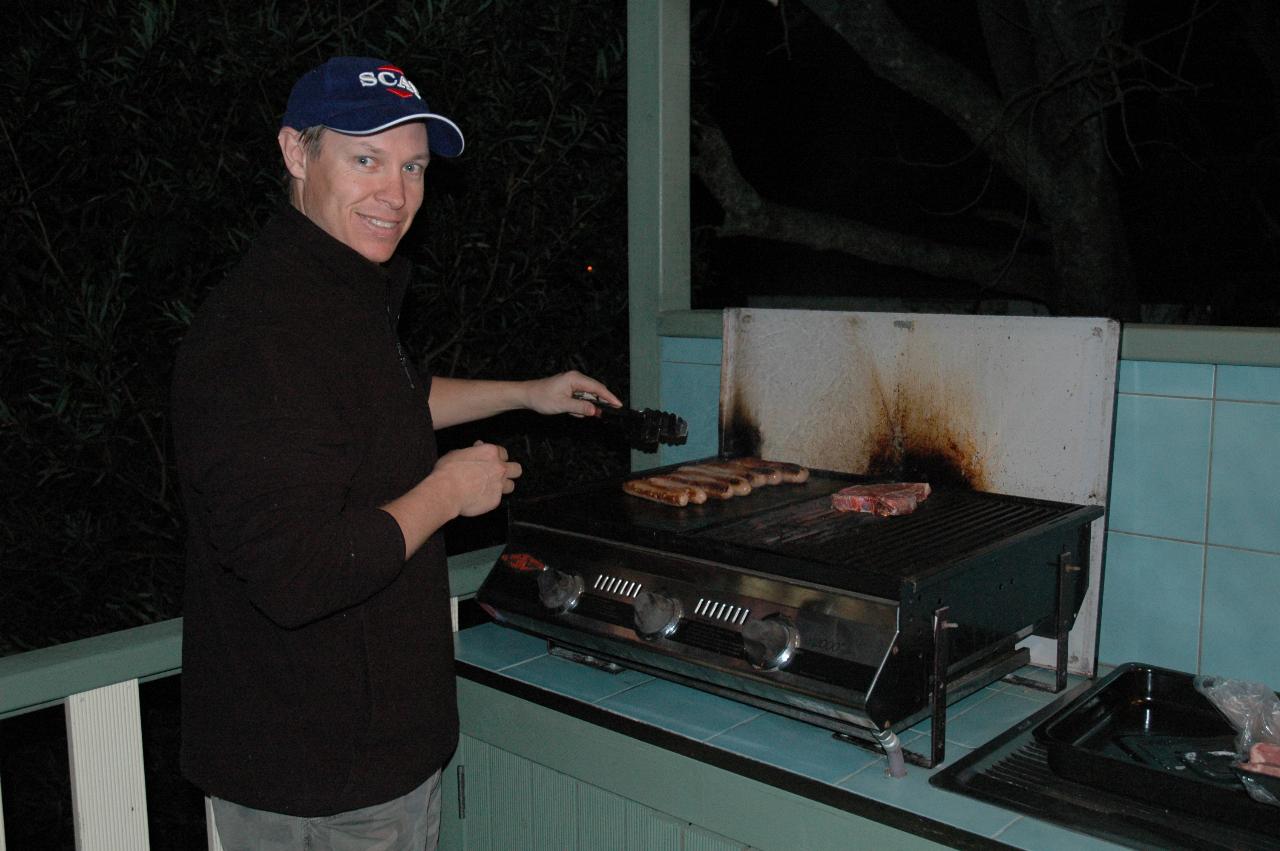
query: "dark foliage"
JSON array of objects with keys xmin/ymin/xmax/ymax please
[{"xmin": 0, "ymin": 0, "xmax": 630, "ymax": 654}]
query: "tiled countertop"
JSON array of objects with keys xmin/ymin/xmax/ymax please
[{"xmin": 455, "ymin": 622, "xmax": 1122, "ymax": 850}]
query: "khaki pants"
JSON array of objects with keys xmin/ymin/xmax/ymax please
[{"xmin": 211, "ymin": 770, "xmax": 441, "ymax": 851}]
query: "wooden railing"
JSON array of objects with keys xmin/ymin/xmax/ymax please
[{"xmin": 0, "ymin": 545, "xmax": 503, "ymax": 851}]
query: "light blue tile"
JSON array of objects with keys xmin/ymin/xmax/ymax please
[
  {"xmin": 454, "ymin": 622, "xmax": 549, "ymax": 671},
  {"xmin": 659, "ymin": 360, "xmax": 721, "ymax": 465},
  {"xmin": 936, "ymin": 690, "xmax": 1044, "ymax": 750},
  {"xmin": 1117, "ymin": 360, "xmax": 1214, "ymax": 398},
  {"xmin": 1097, "ymin": 533, "xmax": 1203, "ymax": 671},
  {"xmin": 995, "ymin": 815, "xmax": 1124, "ymax": 850},
  {"xmin": 908, "ymin": 685, "xmax": 1001, "ymax": 737},
  {"xmin": 1201, "ymin": 547, "xmax": 1280, "ymax": 687},
  {"xmin": 501, "ymin": 653, "xmax": 653, "ymax": 703},
  {"xmin": 1216, "ymin": 365, "xmax": 1280, "ymax": 402},
  {"xmin": 660, "ymin": 336, "xmax": 722, "ymax": 365},
  {"xmin": 595, "ymin": 678, "xmax": 761, "ymax": 741},
  {"xmin": 1107, "ymin": 395, "xmax": 1212, "ymax": 540},
  {"xmin": 1208, "ymin": 401, "xmax": 1280, "ymax": 553},
  {"xmin": 707, "ymin": 712, "xmax": 879, "ymax": 784},
  {"xmin": 837, "ymin": 748, "xmax": 1017, "ymax": 838}
]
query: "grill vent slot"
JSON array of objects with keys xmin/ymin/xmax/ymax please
[
  {"xmin": 674, "ymin": 620, "xmax": 745, "ymax": 657},
  {"xmin": 573, "ymin": 594, "xmax": 634, "ymax": 627},
  {"xmin": 592, "ymin": 573, "xmax": 642, "ymax": 598},
  {"xmin": 693, "ymin": 597, "xmax": 749, "ymax": 625}
]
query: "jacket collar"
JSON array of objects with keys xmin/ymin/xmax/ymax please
[{"xmin": 267, "ymin": 202, "xmax": 411, "ymax": 314}]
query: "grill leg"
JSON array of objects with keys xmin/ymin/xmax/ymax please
[
  {"xmin": 926, "ymin": 606, "xmax": 957, "ymax": 768},
  {"xmin": 1054, "ymin": 548, "xmax": 1072, "ymax": 691},
  {"xmin": 1004, "ymin": 548, "xmax": 1080, "ymax": 694}
]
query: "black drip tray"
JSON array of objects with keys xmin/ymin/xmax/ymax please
[
  {"xmin": 1036, "ymin": 663, "xmax": 1279, "ymax": 834},
  {"xmin": 931, "ymin": 677, "xmax": 1280, "ymax": 851}
]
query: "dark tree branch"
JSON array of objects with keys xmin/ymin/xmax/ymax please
[
  {"xmin": 694, "ymin": 122, "xmax": 1053, "ymax": 300},
  {"xmin": 800, "ymin": 0, "xmax": 1054, "ymax": 196}
]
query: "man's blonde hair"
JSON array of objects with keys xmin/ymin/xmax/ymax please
[
  {"xmin": 298, "ymin": 126, "xmax": 326, "ymax": 158},
  {"xmin": 285, "ymin": 126, "xmax": 327, "ymax": 203}
]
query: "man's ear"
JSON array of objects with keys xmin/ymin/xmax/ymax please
[{"xmin": 278, "ymin": 128, "xmax": 308, "ymax": 181}]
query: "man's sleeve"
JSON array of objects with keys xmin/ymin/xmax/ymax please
[{"xmin": 178, "ymin": 325, "xmax": 408, "ymax": 629}]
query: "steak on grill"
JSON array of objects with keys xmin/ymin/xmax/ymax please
[{"xmin": 832, "ymin": 482, "xmax": 932, "ymax": 516}]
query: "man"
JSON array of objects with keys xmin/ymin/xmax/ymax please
[{"xmin": 171, "ymin": 56, "xmax": 621, "ymax": 850}]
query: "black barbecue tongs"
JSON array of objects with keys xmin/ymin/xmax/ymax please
[{"xmin": 573, "ymin": 391, "xmax": 688, "ymax": 448}]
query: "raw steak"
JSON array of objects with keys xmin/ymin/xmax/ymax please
[
  {"xmin": 832, "ymin": 482, "xmax": 931, "ymax": 516},
  {"xmin": 1243, "ymin": 741, "xmax": 1280, "ymax": 773},
  {"xmin": 1253, "ymin": 742, "xmax": 1280, "ymax": 763}
]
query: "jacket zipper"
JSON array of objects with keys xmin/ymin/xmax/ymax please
[{"xmin": 385, "ymin": 298, "xmax": 415, "ymax": 390}]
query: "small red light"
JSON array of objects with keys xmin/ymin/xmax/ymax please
[{"xmin": 500, "ymin": 552, "xmax": 545, "ymax": 572}]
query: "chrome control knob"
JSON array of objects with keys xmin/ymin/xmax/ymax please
[
  {"xmin": 536, "ymin": 567, "xmax": 584, "ymax": 613},
  {"xmin": 741, "ymin": 616, "xmax": 798, "ymax": 670},
  {"xmin": 633, "ymin": 591, "xmax": 682, "ymax": 639}
]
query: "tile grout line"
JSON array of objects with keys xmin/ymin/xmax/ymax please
[
  {"xmin": 593, "ymin": 676, "xmax": 660, "ymax": 704},
  {"xmin": 1105, "ymin": 528, "xmax": 1280, "ymax": 559},
  {"xmin": 1120, "ymin": 389, "xmax": 1280, "ymax": 405},
  {"xmin": 710, "ymin": 712, "xmax": 764, "ymax": 740},
  {"xmin": 1192, "ymin": 360, "xmax": 1213, "ymax": 675},
  {"xmin": 988, "ymin": 814, "xmax": 1023, "ymax": 841}
]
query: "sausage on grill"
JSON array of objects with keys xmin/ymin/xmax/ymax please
[
  {"xmin": 646, "ymin": 476, "xmax": 708, "ymax": 504},
  {"xmin": 623, "ymin": 478, "xmax": 691, "ymax": 506},
  {"xmin": 720, "ymin": 458, "xmax": 783, "ymax": 485},
  {"xmin": 675, "ymin": 468, "xmax": 752, "ymax": 493},
  {"xmin": 662, "ymin": 472, "xmax": 735, "ymax": 500},
  {"xmin": 759, "ymin": 459, "xmax": 810, "ymax": 483}
]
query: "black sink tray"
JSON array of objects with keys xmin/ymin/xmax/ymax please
[{"xmin": 1035, "ymin": 662, "xmax": 1278, "ymax": 832}]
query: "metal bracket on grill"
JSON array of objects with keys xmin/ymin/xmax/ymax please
[
  {"xmin": 547, "ymin": 643, "xmax": 625, "ymax": 674},
  {"xmin": 835, "ymin": 613, "xmax": 1030, "ymax": 771},
  {"xmin": 928, "ymin": 607, "xmax": 958, "ymax": 768},
  {"xmin": 1004, "ymin": 548, "xmax": 1078, "ymax": 694}
]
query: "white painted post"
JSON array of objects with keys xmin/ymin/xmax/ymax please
[
  {"xmin": 64, "ymin": 680, "xmax": 150, "ymax": 851},
  {"xmin": 204, "ymin": 797, "xmax": 224, "ymax": 851}
]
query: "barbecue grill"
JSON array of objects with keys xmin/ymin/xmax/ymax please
[
  {"xmin": 477, "ymin": 462, "xmax": 1101, "ymax": 767},
  {"xmin": 477, "ymin": 310, "xmax": 1119, "ymax": 769}
]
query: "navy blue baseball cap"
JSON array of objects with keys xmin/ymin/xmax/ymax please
[{"xmin": 282, "ymin": 56, "xmax": 464, "ymax": 157}]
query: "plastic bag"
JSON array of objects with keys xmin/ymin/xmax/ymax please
[{"xmin": 1194, "ymin": 675, "xmax": 1280, "ymax": 806}]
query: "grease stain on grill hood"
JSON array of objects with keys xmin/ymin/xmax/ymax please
[
  {"xmin": 721, "ymin": 311, "xmax": 1003, "ymax": 492},
  {"xmin": 717, "ymin": 308, "xmax": 1118, "ymax": 503}
]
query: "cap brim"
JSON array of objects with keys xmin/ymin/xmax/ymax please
[{"xmin": 325, "ymin": 112, "xmax": 465, "ymax": 157}]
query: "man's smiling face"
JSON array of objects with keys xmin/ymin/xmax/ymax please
[{"xmin": 279, "ymin": 122, "xmax": 430, "ymax": 263}]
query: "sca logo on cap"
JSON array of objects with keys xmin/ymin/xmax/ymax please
[{"xmin": 358, "ymin": 65, "xmax": 421, "ymax": 100}]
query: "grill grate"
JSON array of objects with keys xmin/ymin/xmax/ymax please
[{"xmin": 693, "ymin": 489, "xmax": 1070, "ymax": 577}]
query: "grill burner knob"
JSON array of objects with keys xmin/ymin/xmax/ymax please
[
  {"xmin": 741, "ymin": 616, "xmax": 798, "ymax": 670},
  {"xmin": 536, "ymin": 567, "xmax": 584, "ymax": 613},
  {"xmin": 633, "ymin": 591, "xmax": 682, "ymax": 639}
]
